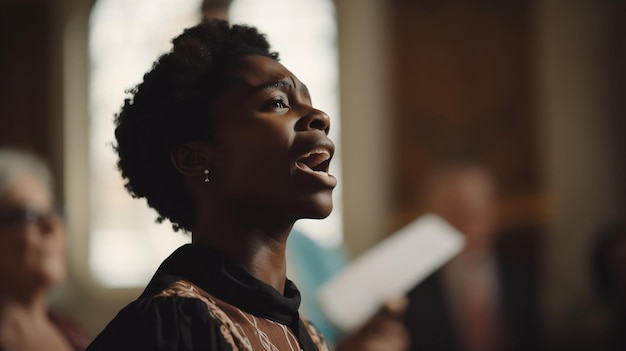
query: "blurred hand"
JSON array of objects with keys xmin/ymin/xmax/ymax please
[{"xmin": 335, "ymin": 297, "xmax": 410, "ymax": 351}]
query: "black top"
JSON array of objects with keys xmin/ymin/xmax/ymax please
[{"xmin": 86, "ymin": 244, "xmax": 326, "ymax": 351}]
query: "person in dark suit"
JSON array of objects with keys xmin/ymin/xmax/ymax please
[{"xmin": 403, "ymin": 162, "xmax": 541, "ymax": 351}]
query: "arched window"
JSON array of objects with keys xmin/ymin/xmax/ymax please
[{"xmin": 88, "ymin": 0, "xmax": 341, "ymax": 288}]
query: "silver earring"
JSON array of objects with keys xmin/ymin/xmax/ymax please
[{"xmin": 203, "ymin": 169, "xmax": 210, "ymax": 183}]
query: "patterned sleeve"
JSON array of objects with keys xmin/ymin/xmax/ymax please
[
  {"xmin": 302, "ymin": 318, "xmax": 330, "ymax": 351},
  {"xmin": 86, "ymin": 296, "xmax": 234, "ymax": 351}
]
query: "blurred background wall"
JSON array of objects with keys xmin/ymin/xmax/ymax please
[{"xmin": 0, "ymin": 0, "xmax": 624, "ymax": 348}]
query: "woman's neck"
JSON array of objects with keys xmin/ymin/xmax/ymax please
[{"xmin": 193, "ymin": 206, "xmax": 295, "ymax": 294}]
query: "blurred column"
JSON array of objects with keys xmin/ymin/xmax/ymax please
[
  {"xmin": 533, "ymin": 0, "xmax": 623, "ymax": 336},
  {"xmin": 335, "ymin": 0, "xmax": 393, "ymax": 256}
]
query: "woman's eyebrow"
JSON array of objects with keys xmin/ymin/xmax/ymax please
[
  {"xmin": 253, "ymin": 79, "xmax": 293, "ymax": 93},
  {"xmin": 253, "ymin": 79, "xmax": 310, "ymax": 97}
]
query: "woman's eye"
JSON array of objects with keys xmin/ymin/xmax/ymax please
[{"xmin": 268, "ymin": 99, "xmax": 288, "ymax": 110}]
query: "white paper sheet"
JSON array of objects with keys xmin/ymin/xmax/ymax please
[{"xmin": 317, "ymin": 214, "xmax": 466, "ymax": 333}]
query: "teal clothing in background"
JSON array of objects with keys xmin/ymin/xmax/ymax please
[{"xmin": 287, "ymin": 229, "xmax": 349, "ymax": 345}]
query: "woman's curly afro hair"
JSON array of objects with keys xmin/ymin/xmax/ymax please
[{"xmin": 114, "ymin": 19, "xmax": 279, "ymax": 233}]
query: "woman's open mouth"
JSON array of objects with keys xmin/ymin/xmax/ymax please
[
  {"xmin": 296, "ymin": 148, "xmax": 331, "ymax": 173},
  {"xmin": 294, "ymin": 143, "xmax": 337, "ymax": 188}
]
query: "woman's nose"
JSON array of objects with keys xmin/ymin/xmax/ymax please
[{"xmin": 296, "ymin": 108, "xmax": 331, "ymax": 135}]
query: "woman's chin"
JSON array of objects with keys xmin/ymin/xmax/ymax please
[{"xmin": 299, "ymin": 197, "xmax": 333, "ymax": 220}]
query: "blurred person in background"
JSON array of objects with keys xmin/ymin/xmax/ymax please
[
  {"xmin": 403, "ymin": 161, "xmax": 541, "ymax": 351},
  {"xmin": 0, "ymin": 148, "xmax": 89, "ymax": 351}
]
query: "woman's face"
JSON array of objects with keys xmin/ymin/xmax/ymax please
[
  {"xmin": 209, "ymin": 55, "xmax": 337, "ymax": 221},
  {"xmin": 0, "ymin": 171, "xmax": 66, "ymax": 293}
]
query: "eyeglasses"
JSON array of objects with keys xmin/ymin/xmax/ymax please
[{"xmin": 0, "ymin": 206, "xmax": 62, "ymax": 227}]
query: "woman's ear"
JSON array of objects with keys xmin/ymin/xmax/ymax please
[{"xmin": 170, "ymin": 142, "xmax": 213, "ymax": 177}]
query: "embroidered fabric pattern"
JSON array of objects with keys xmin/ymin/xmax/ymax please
[
  {"xmin": 155, "ymin": 280, "xmax": 325, "ymax": 351},
  {"xmin": 156, "ymin": 280, "xmax": 252, "ymax": 351},
  {"xmin": 236, "ymin": 310, "xmax": 279, "ymax": 351}
]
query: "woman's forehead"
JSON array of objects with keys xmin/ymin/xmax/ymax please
[{"xmin": 231, "ymin": 55, "xmax": 307, "ymax": 92}]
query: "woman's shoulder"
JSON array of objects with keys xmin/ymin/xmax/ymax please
[{"xmin": 86, "ymin": 288, "xmax": 231, "ymax": 351}]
